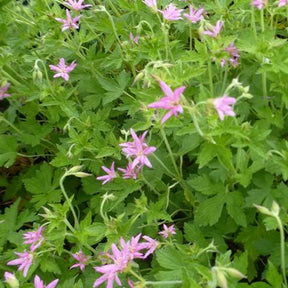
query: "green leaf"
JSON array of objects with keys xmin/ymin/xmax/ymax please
[
  {"xmin": 226, "ymin": 192, "xmax": 247, "ymax": 227},
  {"xmin": 156, "ymin": 246, "xmax": 184, "ymax": 270},
  {"xmin": 0, "ymin": 135, "xmax": 18, "ymax": 167},
  {"xmin": 40, "ymin": 257, "xmax": 61, "ymax": 274},
  {"xmin": 195, "ymin": 192, "xmax": 226, "ymax": 226},
  {"xmin": 265, "ymin": 261, "xmax": 282, "ymax": 288},
  {"xmin": 197, "ymin": 142, "xmax": 217, "ymax": 168}
]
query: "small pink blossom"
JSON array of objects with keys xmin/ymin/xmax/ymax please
[
  {"xmin": 34, "ymin": 275, "xmax": 59, "ymax": 288},
  {"xmin": 4, "ymin": 272, "xmax": 19, "ymax": 287},
  {"xmin": 118, "ymin": 163, "xmax": 140, "ymax": 179},
  {"xmin": 278, "ymin": 0, "xmax": 288, "ymax": 6},
  {"xmin": 119, "ymin": 129, "xmax": 156, "ymax": 169},
  {"xmin": 96, "ymin": 162, "xmax": 116, "ymax": 184},
  {"xmin": 49, "ymin": 58, "xmax": 77, "ymax": 81},
  {"xmin": 159, "ymin": 3, "xmax": 183, "ymax": 21},
  {"xmin": 55, "ymin": 9, "xmax": 81, "ymax": 32},
  {"xmin": 70, "ymin": 250, "xmax": 90, "ymax": 271},
  {"xmin": 183, "ymin": 6, "xmax": 204, "ymax": 23},
  {"xmin": 251, "ymin": 0, "xmax": 268, "ymax": 9},
  {"xmin": 224, "ymin": 43, "xmax": 240, "ymax": 68},
  {"xmin": 140, "ymin": 236, "xmax": 159, "ymax": 258},
  {"xmin": 148, "ymin": 80, "xmax": 186, "ymax": 124},
  {"xmin": 159, "ymin": 224, "xmax": 176, "ymax": 239},
  {"xmin": 213, "ymin": 95, "xmax": 236, "ymax": 121},
  {"xmin": 23, "ymin": 226, "xmax": 45, "ymax": 252},
  {"xmin": 7, "ymin": 250, "xmax": 33, "ymax": 277},
  {"xmin": 203, "ymin": 20, "xmax": 224, "ymax": 38},
  {"xmin": 143, "ymin": 0, "xmax": 157, "ymax": 10},
  {"xmin": 129, "ymin": 32, "xmax": 139, "ymax": 44},
  {"xmin": 0, "ymin": 83, "xmax": 11, "ymax": 100},
  {"xmin": 63, "ymin": 0, "xmax": 92, "ymax": 11}
]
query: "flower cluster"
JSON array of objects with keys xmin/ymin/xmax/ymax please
[
  {"xmin": 7, "ymin": 226, "xmax": 45, "ymax": 277},
  {"xmin": 97, "ymin": 129, "xmax": 156, "ymax": 184},
  {"xmin": 214, "ymin": 42, "xmax": 240, "ymax": 68},
  {"xmin": 93, "ymin": 234, "xmax": 158, "ymax": 288}
]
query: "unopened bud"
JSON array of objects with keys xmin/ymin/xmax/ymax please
[
  {"xmin": 216, "ymin": 270, "xmax": 228, "ymax": 288},
  {"xmin": 74, "ymin": 172, "xmax": 92, "ymax": 178},
  {"xmin": 226, "ymin": 268, "xmax": 247, "ymax": 279},
  {"xmin": 254, "ymin": 204, "xmax": 273, "ymax": 216},
  {"xmin": 40, "ymin": 207, "xmax": 57, "ymax": 219},
  {"xmin": 4, "ymin": 272, "xmax": 19, "ymax": 288},
  {"xmin": 271, "ymin": 201, "xmax": 280, "ymax": 216},
  {"xmin": 67, "ymin": 165, "xmax": 83, "ymax": 174}
]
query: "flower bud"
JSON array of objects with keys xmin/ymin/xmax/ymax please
[
  {"xmin": 226, "ymin": 268, "xmax": 247, "ymax": 279},
  {"xmin": 74, "ymin": 172, "xmax": 92, "ymax": 178},
  {"xmin": 216, "ymin": 270, "xmax": 228, "ymax": 288},
  {"xmin": 4, "ymin": 272, "xmax": 19, "ymax": 288},
  {"xmin": 254, "ymin": 204, "xmax": 273, "ymax": 216},
  {"xmin": 271, "ymin": 201, "xmax": 280, "ymax": 216}
]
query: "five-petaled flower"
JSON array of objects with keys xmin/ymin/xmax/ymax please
[
  {"xmin": 34, "ymin": 275, "xmax": 59, "ymax": 288},
  {"xmin": 0, "ymin": 83, "xmax": 11, "ymax": 100},
  {"xmin": 119, "ymin": 129, "xmax": 156, "ymax": 169},
  {"xmin": 278, "ymin": 0, "xmax": 288, "ymax": 7},
  {"xmin": 49, "ymin": 58, "xmax": 77, "ymax": 81},
  {"xmin": 143, "ymin": 0, "xmax": 157, "ymax": 10},
  {"xmin": 55, "ymin": 9, "xmax": 81, "ymax": 32},
  {"xmin": 148, "ymin": 80, "xmax": 186, "ymax": 124},
  {"xmin": 183, "ymin": 5, "xmax": 205, "ymax": 23},
  {"xmin": 7, "ymin": 250, "xmax": 33, "ymax": 277},
  {"xmin": 213, "ymin": 95, "xmax": 236, "ymax": 121},
  {"xmin": 203, "ymin": 20, "xmax": 224, "ymax": 38},
  {"xmin": 252, "ymin": 0, "xmax": 268, "ymax": 9},
  {"xmin": 159, "ymin": 3, "xmax": 183, "ymax": 21},
  {"xmin": 96, "ymin": 162, "xmax": 116, "ymax": 184},
  {"xmin": 63, "ymin": 0, "xmax": 92, "ymax": 11},
  {"xmin": 159, "ymin": 224, "xmax": 176, "ymax": 239},
  {"xmin": 23, "ymin": 226, "xmax": 45, "ymax": 252},
  {"xmin": 70, "ymin": 250, "xmax": 90, "ymax": 271},
  {"xmin": 118, "ymin": 163, "xmax": 140, "ymax": 179}
]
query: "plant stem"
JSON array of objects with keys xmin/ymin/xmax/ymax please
[
  {"xmin": 145, "ymin": 280, "xmax": 182, "ymax": 286},
  {"xmin": 60, "ymin": 174, "xmax": 80, "ymax": 229},
  {"xmin": 0, "ymin": 115, "xmax": 23, "ymax": 135},
  {"xmin": 152, "ymin": 154, "xmax": 176, "ymax": 179}
]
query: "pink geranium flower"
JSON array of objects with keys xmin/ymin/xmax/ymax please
[
  {"xmin": 96, "ymin": 162, "xmax": 116, "ymax": 184},
  {"xmin": 129, "ymin": 32, "xmax": 139, "ymax": 44},
  {"xmin": 148, "ymin": 80, "xmax": 186, "ymax": 124},
  {"xmin": 7, "ymin": 250, "xmax": 33, "ymax": 277},
  {"xmin": 159, "ymin": 3, "xmax": 183, "ymax": 21},
  {"xmin": 278, "ymin": 0, "xmax": 288, "ymax": 6},
  {"xmin": 4, "ymin": 272, "xmax": 19, "ymax": 287},
  {"xmin": 143, "ymin": 0, "xmax": 157, "ymax": 10},
  {"xmin": 140, "ymin": 236, "xmax": 159, "ymax": 258},
  {"xmin": 183, "ymin": 6, "xmax": 204, "ymax": 23},
  {"xmin": 159, "ymin": 224, "xmax": 176, "ymax": 239},
  {"xmin": 70, "ymin": 250, "xmax": 90, "ymax": 271},
  {"xmin": 55, "ymin": 9, "xmax": 81, "ymax": 32},
  {"xmin": 63, "ymin": 0, "xmax": 92, "ymax": 11},
  {"xmin": 203, "ymin": 20, "xmax": 224, "ymax": 38},
  {"xmin": 251, "ymin": 0, "xmax": 268, "ymax": 9},
  {"xmin": 0, "ymin": 83, "xmax": 11, "ymax": 100},
  {"xmin": 213, "ymin": 95, "xmax": 236, "ymax": 121},
  {"xmin": 118, "ymin": 163, "xmax": 140, "ymax": 179},
  {"xmin": 34, "ymin": 275, "xmax": 59, "ymax": 288},
  {"xmin": 119, "ymin": 129, "xmax": 156, "ymax": 169},
  {"xmin": 224, "ymin": 43, "xmax": 240, "ymax": 68},
  {"xmin": 49, "ymin": 58, "xmax": 77, "ymax": 81},
  {"xmin": 23, "ymin": 226, "xmax": 45, "ymax": 252}
]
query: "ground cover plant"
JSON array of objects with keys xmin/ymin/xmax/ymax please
[{"xmin": 1, "ymin": 0, "xmax": 288, "ymax": 287}]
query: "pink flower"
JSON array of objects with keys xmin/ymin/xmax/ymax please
[
  {"xmin": 49, "ymin": 58, "xmax": 77, "ymax": 81},
  {"xmin": 119, "ymin": 129, "xmax": 156, "ymax": 169},
  {"xmin": 70, "ymin": 250, "xmax": 90, "ymax": 271},
  {"xmin": 203, "ymin": 20, "xmax": 224, "ymax": 38},
  {"xmin": 129, "ymin": 32, "xmax": 139, "ymax": 44},
  {"xmin": 159, "ymin": 224, "xmax": 176, "ymax": 239},
  {"xmin": 224, "ymin": 43, "xmax": 240, "ymax": 68},
  {"xmin": 34, "ymin": 275, "xmax": 59, "ymax": 288},
  {"xmin": 183, "ymin": 6, "xmax": 204, "ymax": 23},
  {"xmin": 55, "ymin": 9, "xmax": 81, "ymax": 32},
  {"xmin": 213, "ymin": 95, "xmax": 236, "ymax": 121},
  {"xmin": 7, "ymin": 250, "xmax": 33, "ymax": 277},
  {"xmin": 4, "ymin": 272, "xmax": 19, "ymax": 287},
  {"xmin": 96, "ymin": 162, "xmax": 116, "ymax": 184},
  {"xmin": 278, "ymin": 0, "xmax": 288, "ymax": 6},
  {"xmin": 140, "ymin": 236, "xmax": 158, "ymax": 258},
  {"xmin": 118, "ymin": 163, "xmax": 140, "ymax": 179},
  {"xmin": 143, "ymin": 0, "xmax": 157, "ymax": 10},
  {"xmin": 0, "ymin": 83, "xmax": 11, "ymax": 100},
  {"xmin": 23, "ymin": 226, "xmax": 45, "ymax": 252},
  {"xmin": 251, "ymin": 0, "xmax": 267, "ymax": 9},
  {"xmin": 148, "ymin": 80, "xmax": 186, "ymax": 124},
  {"xmin": 63, "ymin": 0, "xmax": 92, "ymax": 11},
  {"xmin": 159, "ymin": 3, "xmax": 183, "ymax": 21}
]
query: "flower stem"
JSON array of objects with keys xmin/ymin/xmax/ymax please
[
  {"xmin": 0, "ymin": 114, "xmax": 23, "ymax": 135},
  {"xmin": 60, "ymin": 174, "xmax": 80, "ymax": 229},
  {"xmin": 152, "ymin": 154, "xmax": 176, "ymax": 179},
  {"xmin": 145, "ymin": 280, "xmax": 182, "ymax": 286}
]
